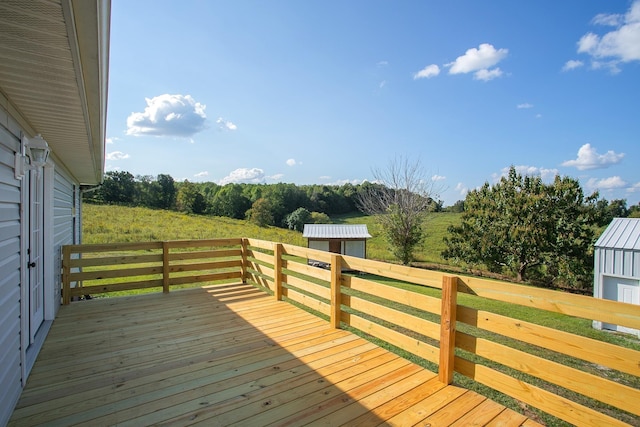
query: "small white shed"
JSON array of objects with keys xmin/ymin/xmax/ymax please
[
  {"xmin": 593, "ymin": 217, "xmax": 640, "ymax": 337},
  {"xmin": 303, "ymin": 224, "xmax": 371, "ymax": 265}
]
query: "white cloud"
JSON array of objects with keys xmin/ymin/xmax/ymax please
[
  {"xmin": 562, "ymin": 59, "xmax": 585, "ymax": 71},
  {"xmin": 106, "ymin": 137, "xmax": 118, "ymax": 144},
  {"xmin": 377, "ymin": 60, "xmax": 389, "ymax": 67},
  {"xmin": 268, "ymin": 173, "xmax": 284, "ymax": 181},
  {"xmin": 319, "ymin": 175, "xmax": 331, "ymax": 180},
  {"xmin": 517, "ymin": 103, "xmax": 534, "ymax": 109},
  {"xmin": 126, "ymin": 94, "xmax": 207, "ymax": 137},
  {"xmin": 431, "ymin": 174, "xmax": 446, "ymax": 181},
  {"xmin": 219, "ymin": 168, "xmax": 265, "ymax": 185},
  {"xmin": 575, "ymin": 1, "xmax": 640, "ymax": 70},
  {"xmin": 474, "ymin": 68, "xmax": 503, "ymax": 81},
  {"xmin": 446, "ymin": 43, "xmax": 508, "ymax": 80},
  {"xmin": 455, "ymin": 182, "xmax": 468, "ymax": 196},
  {"xmin": 194, "ymin": 171, "xmax": 209, "ymax": 179},
  {"xmin": 627, "ymin": 182, "xmax": 640, "ymax": 193},
  {"xmin": 106, "ymin": 151, "xmax": 130, "ymax": 160},
  {"xmin": 535, "ymin": 114, "xmax": 542, "ymax": 119},
  {"xmin": 587, "ymin": 176, "xmax": 627, "ymax": 190},
  {"xmin": 286, "ymin": 158, "xmax": 297, "ymax": 166},
  {"xmin": 413, "ymin": 64, "xmax": 441, "ymax": 79},
  {"xmin": 216, "ymin": 117, "xmax": 237, "ymax": 131},
  {"xmin": 561, "ymin": 143, "xmax": 625, "ymax": 170},
  {"xmin": 379, "ymin": 80, "xmax": 387, "ymax": 88}
]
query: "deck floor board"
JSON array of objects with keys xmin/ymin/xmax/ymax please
[{"xmin": 9, "ymin": 284, "xmax": 541, "ymax": 426}]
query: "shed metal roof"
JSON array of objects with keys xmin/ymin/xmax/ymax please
[
  {"xmin": 303, "ymin": 224, "xmax": 371, "ymax": 239},
  {"xmin": 595, "ymin": 218, "xmax": 640, "ymax": 250}
]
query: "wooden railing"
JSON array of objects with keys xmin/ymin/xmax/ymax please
[{"xmin": 61, "ymin": 238, "xmax": 640, "ymax": 426}]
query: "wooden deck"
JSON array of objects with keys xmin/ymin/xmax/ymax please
[{"xmin": 9, "ymin": 283, "xmax": 541, "ymax": 426}]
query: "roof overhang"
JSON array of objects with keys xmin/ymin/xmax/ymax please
[{"xmin": 0, "ymin": 0, "xmax": 110, "ymax": 185}]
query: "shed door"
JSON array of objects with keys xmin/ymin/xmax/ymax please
[
  {"xmin": 28, "ymin": 170, "xmax": 45, "ymax": 342},
  {"xmin": 602, "ymin": 276, "xmax": 639, "ymax": 335}
]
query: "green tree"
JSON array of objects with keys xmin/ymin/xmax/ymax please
[
  {"xmin": 285, "ymin": 207, "xmax": 311, "ymax": 232},
  {"xmin": 247, "ymin": 198, "xmax": 274, "ymax": 227},
  {"xmin": 210, "ymin": 184, "xmax": 251, "ymax": 219},
  {"xmin": 310, "ymin": 211, "xmax": 331, "ymax": 224},
  {"xmin": 176, "ymin": 180, "xmax": 207, "ymax": 214},
  {"xmin": 156, "ymin": 174, "xmax": 176, "ymax": 209},
  {"xmin": 443, "ymin": 166, "xmax": 597, "ymax": 290},
  {"xmin": 98, "ymin": 171, "xmax": 136, "ymax": 204},
  {"xmin": 356, "ymin": 156, "xmax": 440, "ymax": 265}
]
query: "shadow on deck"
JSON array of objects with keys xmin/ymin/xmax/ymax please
[{"xmin": 10, "ymin": 284, "xmax": 541, "ymax": 426}]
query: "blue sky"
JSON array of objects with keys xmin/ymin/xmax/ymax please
[{"xmin": 106, "ymin": 0, "xmax": 640, "ymax": 206}]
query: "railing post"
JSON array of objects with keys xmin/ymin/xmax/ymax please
[
  {"xmin": 62, "ymin": 245, "xmax": 71, "ymax": 305},
  {"xmin": 274, "ymin": 243, "xmax": 283, "ymax": 301},
  {"xmin": 330, "ymin": 254, "xmax": 342, "ymax": 329},
  {"xmin": 241, "ymin": 238, "xmax": 248, "ymax": 284},
  {"xmin": 439, "ymin": 275, "xmax": 458, "ymax": 384},
  {"xmin": 162, "ymin": 241, "xmax": 170, "ymax": 293}
]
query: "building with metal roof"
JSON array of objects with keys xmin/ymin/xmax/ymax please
[
  {"xmin": 303, "ymin": 224, "xmax": 371, "ymax": 265},
  {"xmin": 593, "ymin": 217, "xmax": 640, "ymax": 337}
]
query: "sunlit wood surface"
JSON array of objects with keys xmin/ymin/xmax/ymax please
[{"xmin": 9, "ymin": 284, "xmax": 541, "ymax": 426}]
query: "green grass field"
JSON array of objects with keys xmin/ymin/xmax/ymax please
[{"xmin": 83, "ymin": 204, "xmax": 460, "ymax": 265}]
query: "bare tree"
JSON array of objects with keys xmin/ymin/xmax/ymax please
[{"xmin": 357, "ymin": 156, "xmax": 441, "ymax": 265}]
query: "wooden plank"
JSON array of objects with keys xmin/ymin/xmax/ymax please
[
  {"xmin": 168, "ymin": 259, "xmax": 242, "ymax": 273},
  {"xmin": 312, "ymin": 369, "xmax": 438, "ymax": 425},
  {"xmin": 283, "ymin": 258, "xmax": 332, "ymax": 281},
  {"xmin": 460, "ymin": 275, "xmax": 640, "ymax": 329},
  {"xmin": 282, "ymin": 274, "xmax": 330, "ymax": 300},
  {"xmin": 422, "ymin": 389, "xmax": 487, "ymax": 425},
  {"xmin": 339, "ymin": 255, "xmax": 445, "ymax": 288},
  {"xmin": 69, "ymin": 279, "xmax": 163, "ymax": 296},
  {"xmin": 282, "ymin": 287, "xmax": 331, "ymax": 316},
  {"xmin": 439, "ymin": 275, "xmax": 457, "ymax": 384},
  {"xmin": 68, "ymin": 253, "xmax": 162, "ymax": 268},
  {"xmin": 166, "ymin": 238, "xmax": 242, "ymax": 249},
  {"xmin": 455, "ymin": 357, "xmax": 629, "ymax": 427},
  {"xmin": 343, "ymin": 275, "xmax": 441, "ymax": 315},
  {"xmin": 168, "ymin": 249, "xmax": 241, "ymax": 261},
  {"xmin": 344, "ymin": 376, "xmax": 446, "ymax": 426},
  {"xmin": 383, "ymin": 386, "xmax": 467, "ymax": 426},
  {"xmin": 457, "ymin": 304, "xmax": 640, "ymax": 377},
  {"xmin": 484, "ymin": 408, "xmax": 530, "ymax": 427},
  {"xmin": 343, "ymin": 294, "xmax": 440, "ymax": 340},
  {"xmin": 244, "ymin": 238, "xmax": 274, "ymax": 250},
  {"xmin": 455, "ymin": 331, "xmax": 640, "ymax": 416},
  {"xmin": 273, "ymin": 243, "xmax": 283, "ymax": 301},
  {"xmin": 330, "ymin": 254, "xmax": 341, "ymax": 328},
  {"xmin": 246, "ymin": 261, "xmax": 274, "ymax": 280},
  {"xmin": 162, "ymin": 241, "xmax": 170, "ymax": 293},
  {"xmin": 247, "ymin": 248, "xmax": 273, "ymax": 265},
  {"xmin": 168, "ymin": 271, "xmax": 242, "ymax": 286},
  {"xmin": 449, "ymin": 398, "xmax": 511, "ymax": 426},
  {"xmin": 68, "ymin": 265, "xmax": 162, "ymax": 281},
  {"xmin": 63, "ymin": 241, "xmax": 163, "ymax": 252},
  {"xmin": 342, "ymin": 312, "xmax": 440, "ymax": 364},
  {"xmin": 281, "ymin": 243, "xmax": 331, "ymax": 263}
]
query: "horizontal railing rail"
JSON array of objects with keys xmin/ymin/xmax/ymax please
[
  {"xmin": 61, "ymin": 238, "xmax": 243, "ymax": 304},
  {"xmin": 62, "ymin": 238, "xmax": 640, "ymax": 426}
]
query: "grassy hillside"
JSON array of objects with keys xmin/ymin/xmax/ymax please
[{"xmin": 82, "ymin": 204, "xmax": 460, "ymax": 265}]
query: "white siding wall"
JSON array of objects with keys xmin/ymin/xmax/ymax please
[
  {"xmin": 0, "ymin": 119, "xmax": 23, "ymax": 427},
  {"xmin": 53, "ymin": 168, "xmax": 78, "ymax": 310}
]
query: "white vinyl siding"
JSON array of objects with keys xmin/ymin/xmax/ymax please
[
  {"xmin": 53, "ymin": 168, "xmax": 78, "ymax": 309},
  {"xmin": 0, "ymin": 121, "xmax": 23, "ymax": 427}
]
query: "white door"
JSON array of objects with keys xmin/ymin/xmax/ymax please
[
  {"xmin": 602, "ymin": 276, "xmax": 639, "ymax": 335},
  {"xmin": 28, "ymin": 169, "xmax": 45, "ymax": 342}
]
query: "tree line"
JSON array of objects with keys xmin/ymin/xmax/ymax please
[
  {"xmin": 85, "ymin": 168, "xmax": 640, "ymax": 293},
  {"xmin": 83, "ymin": 171, "xmax": 443, "ymax": 230}
]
